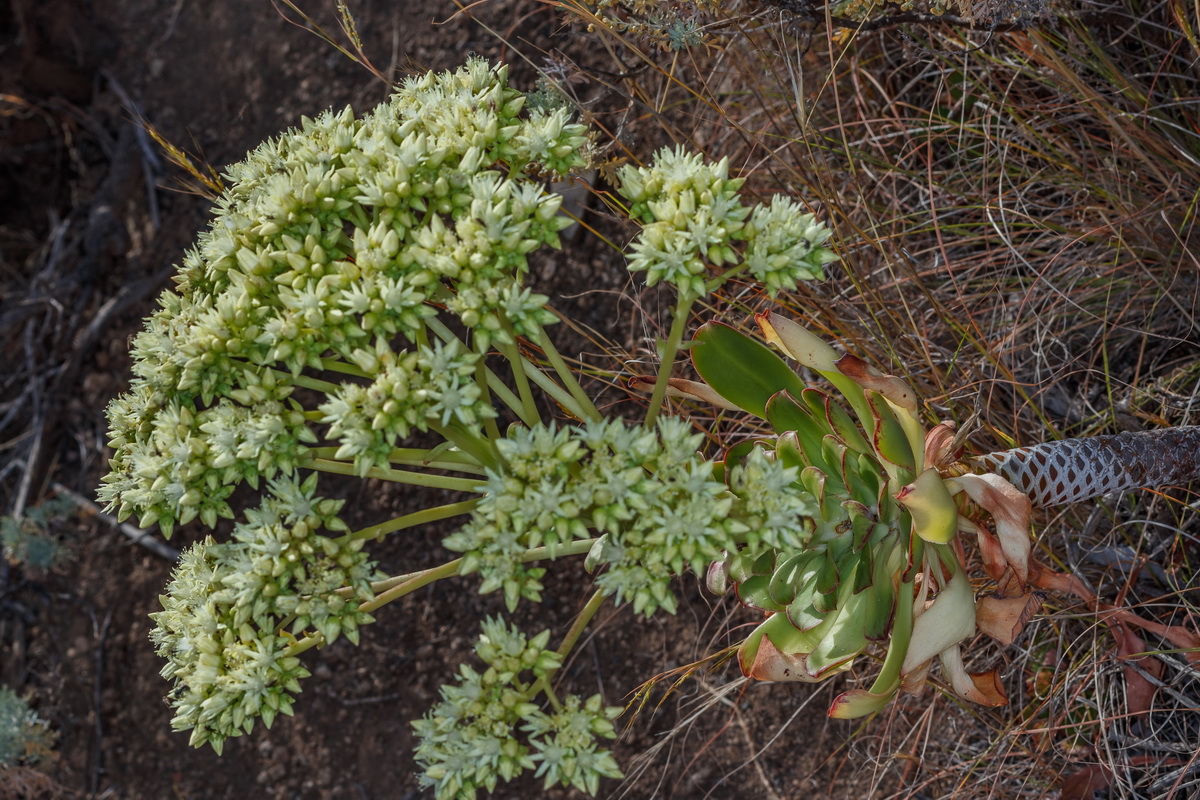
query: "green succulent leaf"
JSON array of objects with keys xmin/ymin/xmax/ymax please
[
  {"xmin": 864, "ymin": 543, "xmax": 901, "ymax": 640},
  {"xmin": 800, "ymin": 467, "xmax": 828, "ymax": 515},
  {"xmin": 871, "ymin": 572, "xmax": 914, "ymax": 689},
  {"xmin": 897, "ymin": 468, "xmax": 959, "ymax": 544},
  {"xmin": 814, "ymin": 549, "xmax": 842, "ymax": 596},
  {"xmin": 867, "ymin": 392, "xmax": 917, "ymax": 476},
  {"xmin": 774, "ymin": 430, "xmax": 806, "ymax": 472},
  {"xmin": 843, "ymin": 502, "xmax": 873, "ymax": 550},
  {"xmin": 828, "ymin": 687, "xmax": 897, "ymax": 719},
  {"xmin": 738, "ymin": 610, "xmax": 827, "ymax": 678},
  {"xmin": 805, "ymin": 586, "xmax": 871, "ymax": 677},
  {"xmin": 728, "ymin": 549, "xmax": 775, "ymax": 582},
  {"xmin": 723, "ymin": 439, "xmax": 763, "ymax": 474},
  {"xmin": 786, "ymin": 599, "xmax": 827, "ymax": 632},
  {"xmin": 845, "ymin": 452, "xmax": 888, "ymax": 514},
  {"xmin": 820, "ymin": 436, "xmax": 851, "ymax": 495},
  {"xmin": 783, "ymin": 559, "xmax": 825, "ymax": 624},
  {"xmin": 850, "ymin": 548, "xmax": 874, "ymax": 594},
  {"xmin": 765, "ymin": 392, "xmax": 830, "ymax": 467},
  {"xmin": 735, "ymin": 574, "xmax": 787, "ymax": 612},
  {"xmin": 817, "ymin": 391, "xmax": 873, "ymax": 455},
  {"xmin": 768, "ymin": 551, "xmax": 819, "ymax": 606},
  {"xmin": 692, "ymin": 322, "xmax": 809, "ymax": 419}
]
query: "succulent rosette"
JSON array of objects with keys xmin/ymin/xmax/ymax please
[{"xmin": 689, "ymin": 311, "xmax": 1030, "ymax": 717}]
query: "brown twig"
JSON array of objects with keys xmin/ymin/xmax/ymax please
[{"xmin": 51, "ymin": 483, "xmax": 179, "ymax": 562}]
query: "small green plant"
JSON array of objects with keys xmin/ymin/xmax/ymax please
[
  {"xmin": 0, "ymin": 688, "xmax": 56, "ymax": 770},
  {"xmin": 99, "ymin": 56, "xmax": 1200, "ymax": 799},
  {"xmin": 1, "ymin": 497, "xmax": 73, "ymax": 571},
  {"xmin": 567, "ymin": 0, "xmax": 719, "ymax": 51}
]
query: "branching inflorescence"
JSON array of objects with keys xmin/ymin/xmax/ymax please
[{"xmin": 99, "ymin": 56, "xmax": 1199, "ymax": 800}]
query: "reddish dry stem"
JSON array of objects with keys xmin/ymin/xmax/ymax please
[{"xmin": 1032, "ymin": 560, "xmax": 1200, "ymax": 663}]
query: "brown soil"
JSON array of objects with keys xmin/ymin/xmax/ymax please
[{"xmin": 2, "ymin": 2, "xmax": 969, "ymax": 799}]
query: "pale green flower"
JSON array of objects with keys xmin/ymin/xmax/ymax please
[
  {"xmin": 102, "ymin": 58, "xmax": 591, "ymax": 534},
  {"xmin": 414, "ymin": 619, "xmax": 619, "ymax": 800},
  {"xmin": 742, "ymin": 195, "xmax": 839, "ymax": 296}
]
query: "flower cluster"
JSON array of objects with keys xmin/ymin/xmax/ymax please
[
  {"xmin": 99, "ymin": 57, "xmax": 589, "ymax": 536},
  {"xmin": 97, "ymin": 53, "xmax": 864, "ymax": 790},
  {"xmin": 319, "ymin": 339, "xmax": 496, "ymax": 476},
  {"xmin": 724, "ymin": 446, "xmax": 817, "ymax": 552},
  {"xmin": 446, "ymin": 418, "xmax": 812, "ymax": 617},
  {"xmin": 413, "ymin": 618, "xmax": 622, "ymax": 800},
  {"xmin": 617, "ymin": 147, "xmax": 749, "ymax": 298},
  {"xmin": 446, "ymin": 418, "xmax": 734, "ymax": 615},
  {"xmin": 742, "ymin": 196, "xmax": 840, "ymax": 295},
  {"xmin": 616, "ymin": 146, "xmax": 838, "ymax": 298},
  {"xmin": 149, "ymin": 474, "xmax": 376, "ymax": 753},
  {"xmin": 99, "ymin": 385, "xmax": 313, "ymax": 537}
]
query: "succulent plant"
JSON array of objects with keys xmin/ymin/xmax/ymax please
[
  {"xmin": 687, "ymin": 310, "xmax": 1200, "ymax": 717},
  {"xmin": 95, "ymin": 53, "xmax": 1199, "ymax": 796}
]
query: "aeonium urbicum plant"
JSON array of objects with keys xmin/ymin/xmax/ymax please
[
  {"xmin": 97, "ymin": 56, "xmax": 1200, "ymax": 799},
  {"xmin": 97, "ymin": 57, "xmax": 842, "ymax": 798}
]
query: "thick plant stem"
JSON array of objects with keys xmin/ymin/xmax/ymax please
[
  {"xmin": 432, "ymin": 422, "xmax": 501, "ymax": 472},
  {"xmin": 496, "ymin": 338, "xmax": 540, "ymax": 424},
  {"xmin": 284, "ymin": 559, "xmax": 468, "ymax": 657},
  {"xmin": 350, "ymin": 499, "xmax": 479, "ymax": 541},
  {"xmin": 644, "ymin": 294, "xmax": 694, "ymax": 427},
  {"xmin": 554, "ymin": 589, "xmax": 606, "ymax": 662},
  {"xmin": 309, "ymin": 458, "xmax": 484, "ymax": 492},
  {"xmin": 475, "ymin": 358, "xmax": 503, "ymax": 442},
  {"xmin": 535, "ymin": 588, "xmax": 607, "ymax": 708},
  {"xmin": 319, "ymin": 358, "xmax": 370, "ymax": 379},
  {"xmin": 423, "ymin": 316, "xmax": 538, "ymax": 426},
  {"xmin": 535, "ymin": 328, "xmax": 601, "ymax": 422},
  {"xmin": 519, "ymin": 357, "xmax": 593, "ymax": 421},
  {"xmin": 286, "ymin": 539, "xmax": 599, "ymax": 656},
  {"xmin": 306, "ymin": 446, "xmax": 487, "ymax": 474},
  {"xmin": 971, "ymin": 427, "xmax": 1200, "ymax": 507},
  {"xmin": 273, "ymin": 370, "xmax": 342, "ymax": 395},
  {"xmin": 358, "ymin": 559, "xmax": 463, "ymax": 614}
]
